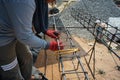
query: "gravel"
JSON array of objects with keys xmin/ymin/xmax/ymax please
[
  {"xmin": 49, "ymin": 0, "xmax": 120, "ymax": 40},
  {"xmin": 72, "ymin": 0, "xmax": 120, "ymax": 21}
]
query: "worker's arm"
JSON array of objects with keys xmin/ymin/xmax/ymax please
[{"xmin": 33, "ymin": 0, "xmax": 48, "ymax": 34}]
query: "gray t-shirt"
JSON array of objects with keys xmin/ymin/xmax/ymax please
[{"xmin": 0, "ymin": 0, "xmax": 48, "ymax": 49}]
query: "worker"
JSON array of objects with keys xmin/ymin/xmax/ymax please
[
  {"xmin": 31, "ymin": 0, "xmax": 61, "ymax": 79},
  {"xmin": 0, "ymin": 0, "xmax": 64, "ymax": 80},
  {"xmin": 95, "ymin": 20, "xmax": 107, "ymax": 41}
]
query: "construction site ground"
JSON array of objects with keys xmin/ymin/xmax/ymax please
[
  {"xmin": 34, "ymin": 0, "xmax": 120, "ymax": 80},
  {"xmin": 34, "ymin": 35, "xmax": 120, "ymax": 80}
]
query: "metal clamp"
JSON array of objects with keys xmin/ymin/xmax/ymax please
[{"xmin": 54, "ymin": 48, "xmax": 80, "ymax": 55}]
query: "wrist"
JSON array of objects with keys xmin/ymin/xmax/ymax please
[
  {"xmin": 45, "ymin": 42, "xmax": 50, "ymax": 50},
  {"xmin": 43, "ymin": 30, "xmax": 47, "ymax": 34}
]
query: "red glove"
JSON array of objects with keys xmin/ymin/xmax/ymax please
[
  {"xmin": 49, "ymin": 40, "xmax": 64, "ymax": 51},
  {"xmin": 46, "ymin": 0, "xmax": 56, "ymax": 3},
  {"xmin": 45, "ymin": 29, "xmax": 60, "ymax": 39}
]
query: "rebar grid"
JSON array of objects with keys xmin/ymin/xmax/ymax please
[
  {"xmin": 51, "ymin": 14, "xmax": 89, "ymax": 80},
  {"xmin": 48, "ymin": 0, "xmax": 120, "ymax": 80},
  {"xmin": 69, "ymin": 7, "xmax": 120, "ymax": 80}
]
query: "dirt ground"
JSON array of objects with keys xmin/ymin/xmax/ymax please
[{"xmin": 34, "ymin": 35, "xmax": 120, "ymax": 80}]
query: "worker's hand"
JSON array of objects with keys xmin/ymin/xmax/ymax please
[
  {"xmin": 46, "ymin": 0, "xmax": 56, "ymax": 3},
  {"xmin": 45, "ymin": 29, "xmax": 60, "ymax": 39},
  {"xmin": 49, "ymin": 40, "xmax": 64, "ymax": 51}
]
